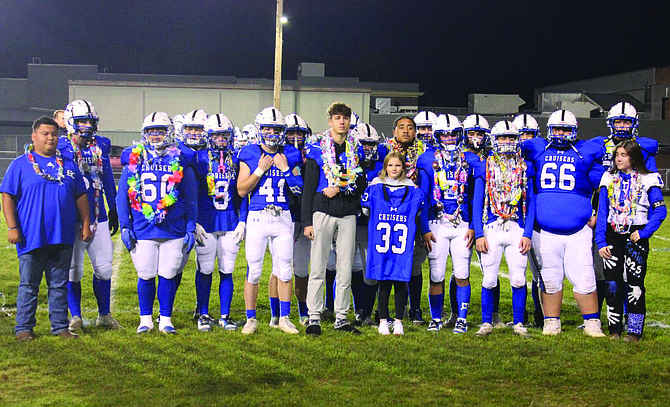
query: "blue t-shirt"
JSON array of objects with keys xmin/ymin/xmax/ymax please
[
  {"xmin": 362, "ymin": 183, "xmax": 424, "ymax": 282},
  {"xmin": 237, "ymin": 144, "xmax": 302, "ymax": 211},
  {"xmin": 0, "ymin": 153, "xmax": 86, "ymax": 256},
  {"xmin": 522, "ymin": 138, "xmax": 605, "ymax": 235}
]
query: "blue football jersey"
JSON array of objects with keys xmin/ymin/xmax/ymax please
[
  {"xmin": 417, "ymin": 149, "xmax": 471, "ymax": 223},
  {"xmin": 522, "ymin": 138, "xmax": 605, "ymax": 235},
  {"xmin": 361, "ymin": 184, "xmax": 424, "ymax": 282},
  {"xmin": 238, "ymin": 144, "xmax": 302, "ymax": 211},
  {"xmin": 589, "ymin": 136, "xmax": 658, "ymax": 172}
]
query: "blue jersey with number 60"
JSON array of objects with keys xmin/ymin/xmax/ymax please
[
  {"xmin": 238, "ymin": 144, "xmax": 302, "ymax": 211},
  {"xmin": 362, "ymin": 183, "xmax": 424, "ymax": 282},
  {"xmin": 522, "ymin": 138, "xmax": 605, "ymax": 235}
]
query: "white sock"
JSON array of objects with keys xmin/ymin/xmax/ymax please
[
  {"xmin": 140, "ymin": 315, "xmax": 153, "ymax": 328},
  {"xmin": 159, "ymin": 316, "xmax": 173, "ymax": 330}
]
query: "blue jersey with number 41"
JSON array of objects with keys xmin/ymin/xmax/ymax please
[{"xmin": 361, "ymin": 183, "xmax": 424, "ymax": 282}]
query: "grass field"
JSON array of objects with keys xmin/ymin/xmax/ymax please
[{"xmin": 1, "ymin": 200, "xmax": 670, "ymax": 406}]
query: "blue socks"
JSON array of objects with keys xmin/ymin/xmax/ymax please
[
  {"xmin": 219, "ymin": 272, "xmax": 233, "ymax": 317},
  {"xmin": 582, "ymin": 312, "xmax": 600, "ymax": 321},
  {"xmin": 195, "ymin": 271, "xmax": 212, "ymax": 315},
  {"xmin": 67, "ymin": 281, "xmax": 82, "ymax": 318},
  {"xmin": 92, "ymin": 276, "xmax": 111, "ymax": 316},
  {"xmin": 429, "ymin": 292, "xmax": 444, "ymax": 320},
  {"xmin": 246, "ymin": 309, "xmax": 256, "ymax": 319},
  {"xmin": 280, "ymin": 301, "xmax": 291, "ymax": 318},
  {"xmin": 298, "ymin": 301, "xmax": 308, "ymax": 318},
  {"xmin": 157, "ymin": 276, "xmax": 176, "ymax": 318},
  {"xmin": 512, "ymin": 285, "xmax": 527, "ymax": 325},
  {"xmin": 137, "ymin": 277, "xmax": 156, "ymax": 316},
  {"xmin": 481, "ymin": 287, "xmax": 494, "ymax": 324},
  {"xmin": 456, "ymin": 284, "xmax": 470, "ymax": 320},
  {"xmin": 269, "ymin": 296, "xmax": 280, "ymax": 318}
]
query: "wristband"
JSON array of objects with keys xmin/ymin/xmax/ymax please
[
  {"xmin": 8, "ymin": 226, "xmax": 17, "ymax": 231},
  {"xmin": 282, "ymin": 169, "xmax": 292, "ymax": 177},
  {"xmin": 253, "ymin": 167, "xmax": 265, "ymax": 177}
]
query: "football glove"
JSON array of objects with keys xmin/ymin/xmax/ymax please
[
  {"xmin": 194, "ymin": 223, "xmax": 207, "ymax": 247},
  {"xmin": 108, "ymin": 208, "xmax": 119, "ymax": 236},
  {"xmin": 183, "ymin": 232, "xmax": 195, "ymax": 253},
  {"xmin": 232, "ymin": 222, "xmax": 246, "ymax": 244},
  {"xmin": 121, "ymin": 228, "xmax": 137, "ymax": 252}
]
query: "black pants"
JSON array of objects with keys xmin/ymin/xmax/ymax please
[
  {"xmin": 603, "ymin": 225, "xmax": 649, "ymax": 337},
  {"xmin": 378, "ymin": 280, "xmax": 408, "ymax": 320}
]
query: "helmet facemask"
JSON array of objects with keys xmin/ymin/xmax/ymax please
[
  {"xmin": 547, "ymin": 126, "xmax": 577, "ymax": 148},
  {"xmin": 260, "ymin": 125, "xmax": 285, "ymax": 148},
  {"xmin": 285, "ymin": 130, "xmax": 306, "ymax": 151},
  {"xmin": 72, "ymin": 117, "xmax": 98, "ymax": 138},
  {"xmin": 210, "ymin": 131, "xmax": 232, "ymax": 152},
  {"xmin": 183, "ymin": 125, "xmax": 207, "ymax": 149},
  {"xmin": 435, "ymin": 130, "xmax": 460, "ymax": 152}
]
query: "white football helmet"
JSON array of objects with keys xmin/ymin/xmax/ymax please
[
  {"xmin": 173, "ymin": 114, "xmax": 185, "ymax": 141},
  {"xmin": 255, "ymin": 107, "xmax": 286, "ymax": 147},
  {"xmin": 350, "ymin": 111, "xmax": 361, "ymax": 129},
  {"xmin": 414, "ymin": 111, "xmax": 438, "ymax": 144},
  {"xmin": 547, "ymin": 109, "xmax": 578, "ymax": 147},
  {"xmin": 142, "ymin": 112, "xmax": 174, "ymax": 150},
  {"xmin": 205, "ymin": 113, "xmax": 234, "ymax": 151},
  {"xmin": 285, "ymin": 113, "xmax": 310, "ymax": 150},
  {"xmin": 242, "ymin": 123, "xmax": 259, "ymax": 145},
  {"xmin": 490, "ymin": 121, "xmax": 520, "ymax": 154},
  {"xmin": 432, "ymin": 114, "xmax": 462, "ymax": 151},
  {"xmin": 352, "ymin": 123, "xmax": 380, "ymax": 161},
  {"xmin": 182, "ymin": 109, "xmax": 208, "ymax": 148},
  {"xmin": 607, "ymin": 102, "xmax": 639, "ymax": 138},
  {"xmin": 512, "ymin": 114, "xmax": 540, "ymax": 139},
  {"xmin": 64, "ymin": 99, "xmax": 99, "ymax": 137},
  {"xmin": 462, "ymin": 114, "xmax": 490, "ymax": 150}
]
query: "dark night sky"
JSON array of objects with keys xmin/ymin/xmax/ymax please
[{"xmin": 2, "ymin": 1, "xmax": 670, "ymax": 108}]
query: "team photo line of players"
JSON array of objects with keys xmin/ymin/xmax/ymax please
[{"xmin": 2, "ymin": 99, "xmax": 666, "ymax": 341}]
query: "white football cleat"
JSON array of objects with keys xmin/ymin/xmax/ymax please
[
  {"xmin": 583, "ymin": 319, "xmax": 606, "ymax": 338},
  {"xmin": 96, "ymin": 314, "xmax": 123, "ymax": 330},
  {"xmin": 299, "ymin": 316, "xmax": 309, "ymax": 326},
  {"xmin": 269, "ymin": 316, "xmax": 279, "ymax": 328},
  {"xmin": 476, "ymin": 322, "xmax": 494, "ymax": 336},
  {"xmin": 542, "ymin": 318, "xmax": 561, "ymax": 336},
  {"xmin": 69, "ymin": 316, "xmax": 84, "ymax": 332},
  {"xmin": 278, "ymin": 316, "xmax": 299, "ymax": 334},
  {"xmin": 513, "ymin": 322, "xmax": 531, "ymax": 338},
  {"xmin": 492, "ymin": 312, "xmax": 506, "ymax": 329},
  {"xmin": 241, "ymin": 318, "xmax": 258, "ymax": 335}
]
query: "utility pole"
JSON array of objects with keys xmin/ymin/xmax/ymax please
[{"xmin": 273, "ymin": 0, "xmax": 284, "ymax": 110}]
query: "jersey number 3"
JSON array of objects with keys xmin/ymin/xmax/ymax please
[
  {"xmin": 539, "ymin": 163, "xmax": 575, "ymax": 191},
  {"xmin": 375, "ymin": 222, "xmax": 408, "ymax": 254}
]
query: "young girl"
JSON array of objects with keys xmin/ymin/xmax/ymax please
[
  {"xmin": 361, "ymin": 152, "xmax": 425, "ymax": 335},
  {"xmin": 596, "ymin": 140, "xmax": 667, "ymax": 341}
]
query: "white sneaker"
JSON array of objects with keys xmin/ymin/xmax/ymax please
[
  {"xmin": 269, "ymin": 316, "xmax": 279, "ymax": 328},
  {"xmin": 583, "ymin": 319, "xmax": 606, "ymax": 338},
  {"xmin": 492, "ymin": 312, "xmax": 506, "ymax": 329},
  {"xmin": 96, "ymin": 314, "xmax": 123, "ymax": 329},
  {"xmin": 69, "ymin": 316, "xmax": 83, "ymax": 332},
  {"xmin": 197, "ymin": 314, "xmax": 213, "ymax": 332},
  {"xmin": 393, "ymin": 320, "xmax": 404, "ymax": 335},
  {"xmin": 299, "ymin": 316, "xmax": 309, "ymax": 326},
  {"xmin": 513, "ymin": 322, "xmax": 531, "ymax": 338},
  {"xmin": 476, "ymin": 322, "xmax": 494, "ymax": 336},
  {"xmin": 242, "ymin": 318, "xmax": 258, "ymax": 335},
  {"xmin": 378, "ymin": 320, "xmax": 390, "ymax": 336},
  {"xmin": 542, "ymin": 318, "xmax": 561, "ymax": 336},
  {"xmin": 278, "ymin": 316, "xmax": 299, "ymax": 334}
]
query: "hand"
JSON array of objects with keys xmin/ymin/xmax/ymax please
[
  {"xmin": 464, "ymin": 229, "xmax": 475, "ymax": 249},
  {"xmin": 81, "ymin": 224, "xmax": 93, "ymax": 243},
  {"xmin": 476, "ymin": 237, "xmax": 488, "ymax": 253},
  {"xmin": 598, "ymin": 245, "xmax": 612, "ymax": 259},
  {"xmin": 7, "ymin": 229, "xmax": 21, "ymax": 244},
  {"xmin": 630, "ymin": 230, "xmax": 641, "ymax": 242},
  {"xmin": 323, "ymin": 186, "xmax": 339, "ymax": 198},
  {"xmin": 121, "ymin": 228, "xmax": 137, "ymax": 252},
  {"xmin": 304, "ymin": 226, "xmax": 314, "ymax": 240},
  {"xmin": 257, "ymin": 154, "xmax": 273, "ymax": 172},
  {"xmin": 183, "ymin": 232, "xmax": 195, "ymax": 253},
  {"xmin": 108, "ymin": 208, "xmax": 119, "ymax": 236},
  {"xmin": 422, "ymin": 232, "xmax": 437, "ymax": 252},
  {"xmin": 518, "ymin": 237, "xmax": 532, "ymax": 254},
  {"xmin": 273, "ymin": 153, "xmax": 289, "ymax": 172},
  {"xmin": 587, "ymin": 214, "xmax": 597, "ymax": 229},
  {"xmin": 232, "ymin": 222, "xmax": 246, "ymax": 244},
  {"xmin": 194, "ymin": 223, "xmax": 207, "ymax": 246}
]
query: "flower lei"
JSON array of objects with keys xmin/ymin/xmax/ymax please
[
  {"xmin": 607, "ymin": 171, "xmax": 643, "ymax": 233},
  {"xmin": 206, "ymin": 149, "xmax": 235, "ymax": 199},
  {"xmin": 389, "ymin": 138, "xmax": 425, "ymax": 182},
  {"xmin": 432, "ymin": 148, "xmax": 468, "ymax": 224},
  {"xmin": 484, "ymin": 151, "xmax": 527, "ymax": 227},
  {"xmin": 127, "ymin": 143, "xmax": 184, "ymax": 224},
  {"xmin": 70, "ymin": 136, "xmax": 103, "ymax": 234},
  {"xmin": 320, "ymin": 130, "xmax": 363, "ymax": 193},
  {"xmin": 25, "ymin": 143, "xmax": 64, "ymax": 184}
]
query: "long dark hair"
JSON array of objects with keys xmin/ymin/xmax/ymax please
[{"xmin": 611, "ymin": 140, "xmax": 650, "ymax": 174}]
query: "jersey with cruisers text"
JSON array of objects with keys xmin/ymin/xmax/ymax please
[
  {"xmin": 589, "ymin": 136, "xmax": 658, "ymax": 172},
  {"xmin": 121, "ymin": 142, "xmax": 197, "ymax": 178},
  {"xmin": 238, "ymin": 144, "xmax": 302, "ymax": 211},
  {"xmin": 417, "ymin": 148, "xmax": 471, "ymax": 223},
  {"xmin": 57, "ymin": 135, "xmax": 116, "ymax": 224},
  {"xmin": 361, "ymin": 183, "xmax": 425, "ymax": 282},
  {"xmin": 522, "ymin": 138, "xmax": 605, "ymax": 235},
  {"xmin": 195, "ymin": 149, "xmax": 247, "ymax": 233}
]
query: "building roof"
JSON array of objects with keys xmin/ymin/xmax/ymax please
[{"xmin": 585, "ymin": 93, "xmax": 645, "ymax": 113}]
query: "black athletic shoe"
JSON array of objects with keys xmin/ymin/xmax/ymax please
[
  {"xmin": 410, "ymin": 308, "xmax": 425, "ymax": 325},
  {"xmin": 334, "ymin": 318, "xmax": 361, "ymax": 335},
  {"xmin": 306, "ymin": 319, "xmax": 322, "ymax": 336}
]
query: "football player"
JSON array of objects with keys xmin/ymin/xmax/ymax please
[
  {"xmin": 237, "ymin": 107, "xmax": 303, "ymax": 334},
  {"xmin": 522, "ymin": 109, "xmax": 606, "ymax": 337},
  {"xmin": 417, "ymin": 114, "xmax": 472, "ymax": 333},
  {"xmin": 472, "ymin": 121, "xmax": 535, "ymax": 338},
  {"xmin": 414, "ymin": 111, "xmax": 438, "ymax": 148},
  {"xmin": 241, "ymin": 123, "xmax": 260, "ymax": 146},
  {"xmin": 59, "ymin": 100, "xmax": 121, "ymax": 332},
  {"xmin": 192, "ymin": 114, "xmax": 246, "ymax": 331},
  {"xmin": 117, "ymin": 112, "xmax": 197, "ymax": 334}
]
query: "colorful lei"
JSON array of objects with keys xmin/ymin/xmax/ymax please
[
  {"xmin": 25, "ymin": 143, "xmax": 64, "ymax": 184},
  {"xmin": 432, "ymin": 148, "xmax": 468, "ymax": 224},
  {"xmin": 320, "ymin": 130, "xmax": 363, "ymax": 193},
  {"xmin": 483, "ymin": 151, "xmax": 527, "ymax": 227},
  {"xmin": 127, "ymin": 143, "xmax": 184, "ymax": 224},
  {"xmin": 607, "ymin": 171, "xmax": 643, "ymax": 233},
  {"xmin": 389, "ymin": 137, "xmax": 425, "ymax": 182},
  {"xmin": 206, "ymin": 149, "xmax": 235, "ymax": 199}
]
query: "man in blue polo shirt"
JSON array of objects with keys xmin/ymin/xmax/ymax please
[{"xmin": 1, "ymin": 116, "xmax": 92, "ymax": 341}]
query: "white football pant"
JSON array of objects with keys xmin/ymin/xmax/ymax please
[
  {"xmin": 246, "ymin": 210, "xmax": 294, "ymax": 284},
  {"xmin": 478, "ymin": 221, "xmax": 528, "ymax": 289},
  {"xmin": 427, "ymin": 218, "xmax": 472, "ymax": 282},
  {"xmin": 131, "ymin": 238, "xmax": 185, "ymax": 280},
  {"xmin": 70, "ymin": 221, "xmax": 113, "ymax": 282},
  {"xmin": 195, "ymin": 231, "xmax": 240, "ymax": 275}
]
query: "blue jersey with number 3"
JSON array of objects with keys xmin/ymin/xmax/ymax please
[
  {"xmin": 522, "ymin": 138, "xmax": 605, "ymax": 235},
  {"xmin": 361, "ymin": 183, "xmax": 424, "ymax": 282}
]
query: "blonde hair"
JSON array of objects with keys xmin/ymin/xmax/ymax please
[{"xmin": 379, "ymin": 152, "xmax": 407, "ymax": 181}]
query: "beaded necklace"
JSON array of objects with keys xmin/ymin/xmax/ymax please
[
  {"xmin": 389, "ymin": 138, "xmax": 425, "ymax": 183},
  {"xmin": 206, "ymin": 149, "xmax": 235, "ymax": 198},
  {"xmin": 320, "ymin": 130, "xmax": 362, "ymax": 192},
  {"xmin": 483, "ymin": 151, "xmax": 527, "ymax": 227},
  {"xmin": 431, "ymin": 148, "xmax": 468, "ymax": 224},
  {"xmin": 25, "ymin": 143, "xmax": 64, "ymax": 184},
  {"xmin": 607, "ymin": 170, "xmax": 643, "ymax": 233},
  {"xmin": 70, "ymin": 136, "xmax": 103, "ymax": 234},
  {"xmin": 127, "ymin": 143, "xmax": 184, "ymax": 224}
]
